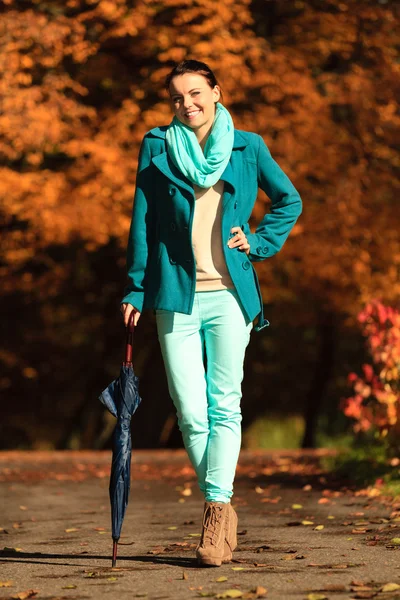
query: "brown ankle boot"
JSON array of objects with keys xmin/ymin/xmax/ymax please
[
  {"xmin": 225, "ymin": 503, "xmax": 238, "ymax": 554},
  {"xmin": 222, "ymin": 502, "xmax": 238, "ymax": 563},
  {"xmin": 196, "ymin": 501, "xmax": 229, "ymax": 567}
]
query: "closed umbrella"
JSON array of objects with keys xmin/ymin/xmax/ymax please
[{"xmin": 99, "ymin": 311, "xmax": 142, "ymax": 567}]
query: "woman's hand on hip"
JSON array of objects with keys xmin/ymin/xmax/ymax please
[
  {"xmin": 227, "ymin": 226, "xmax": 250, "ymax": 256},
  {"xmin": 120, "ymin": 303, "xmax": 141, "ymax": 327}
]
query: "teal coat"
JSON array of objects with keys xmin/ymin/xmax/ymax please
[{"xmin": 121, "ymin": 127, "xmax": 302, "ymax": 332}]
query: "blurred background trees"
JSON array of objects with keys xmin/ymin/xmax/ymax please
[{"xmin": 1, "ymin": 0, "xmax": 399, "ymax": 450}]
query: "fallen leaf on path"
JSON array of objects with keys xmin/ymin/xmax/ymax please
[
  {"xmin": 188, "ymin": 533, "xmax": 201, "ymax": 537},
  {"xmin": 292, "ymin": 504, "xmax": 303, "ymax": 509},
  {"xmin": 250, "ymin": 585, "xmax": 267, "ymax": 597},
  {"xmin": 302, "ymin": 521, "xmax": 314, "ymax": 525},
  {"xmin": 167, "ymin": 526, "xmax": 178, "ymax": 530},
  {"xmin": 381, "ymin": 582, "xmax": 400, "ymax": 592},
  {"xmin": 255, "ymin": 545, "xmax": 271, "ymax": 552},
  {"xmin": 314, "ymin": 525, "xmax": 324, "ymax": 530},
  {"xmin": 306, "ymin": 594, "xmax": 327, "ymax": 600},
  {"xmin": 62, "ymin": 584, "xmax": 77, "ymax": 589},
  {"xmin": 216, "ymin": 577, "xmax": 228, "ymax": 582},
  {"xmin": 231, "ymin": 567, "xmax": 245, "ymax": 571},
  {"xmin": 65, "ymin": 528, "xmax": 79, "ymax": 533},
  {"xmin": 11, "ymin": 590, "xmax": 38, "ymax": 599},
  {"xmin": 389, "ymin": 537, "xmax": 400, "ymax": 545},
  {"xmin": 0, "ymin": 581, "xmax": 13, "ymax": 587},
  {"xmin": 182, "ymin": 571, "xmax": 188, "ymax": 580},
  {"xmin": 260, "ymin": 497, "xmax": 281, "ymax": 503},
  {"xmin": 216, "ymin": 590, "xmax": 243, "ymax": 599},
  {"xmin": 19, "ymin": 506, "xmax": 27, "ymax": 511}
]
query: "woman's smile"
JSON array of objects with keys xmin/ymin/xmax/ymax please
[{"xmin": 185, "ymin": 109, "xmax": 202, "ymax": 120}]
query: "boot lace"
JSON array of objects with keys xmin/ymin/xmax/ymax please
[{"xmin": 202, "ymin": 504, "xmax": 224, "ymax": 546}]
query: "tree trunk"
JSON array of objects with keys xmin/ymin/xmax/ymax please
[{"xmin": 302, "ymin": 310, "xmax": 335, "ymax": 448}]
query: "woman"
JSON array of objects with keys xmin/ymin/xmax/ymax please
[{"xmin": 120, "ymin": 59, "xmax": 302, "ymax": 567}]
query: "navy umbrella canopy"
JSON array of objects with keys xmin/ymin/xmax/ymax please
[{"xmin": 99, "ymin": 312, "xmax": 142, "ymax": 567}]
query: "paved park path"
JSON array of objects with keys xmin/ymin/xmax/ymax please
[{"xmin": 1, "ymin": 450, "xmax": 400, "ymax": 600}]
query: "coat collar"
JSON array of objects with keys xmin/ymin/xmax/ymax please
[{"xmin": 149, "ymin": 126, "xmax": 247, "ymax": 196}]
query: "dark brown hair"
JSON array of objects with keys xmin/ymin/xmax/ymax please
[{"xmin": 165, "ymin": 59, "xmax": 223, "ymax": 100}]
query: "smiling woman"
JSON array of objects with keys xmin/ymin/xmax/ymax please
[{"xmin": 119, "ymin": 58, "xmax": 303, "ymax": 567}]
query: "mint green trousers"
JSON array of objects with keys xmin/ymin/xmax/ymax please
[{"xmin": 155, "ymin": 288, "xmax": 253, "ymax": 503}]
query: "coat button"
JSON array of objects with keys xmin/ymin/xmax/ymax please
[
  {"xmin": 234, "ymin": 201, "xmax": 237, "ymax": 209},
  {"xmin": 262, "ymin": 247, "xmax": 269, "ymax": 254},
  {"xmin": 169, "ymin": 187, "xmax": 176, "ymax": 196},
  {"xmin": 170, "ymin": 222, "xmax": 176, "ymax": 231},
  {"xmin": 256, "ymin": 246, "xmax": 262, "ymax": 254},
  {"xmin": 242, "ymin": 261, "xmax": 250, "ymax": 271},
  {"xmin": 169, "ymin": 257, "xmax": 177, "ymax": 265}
]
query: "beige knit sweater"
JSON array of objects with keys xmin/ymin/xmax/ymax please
[{"xmin": 192, "ymin": 180, "xmax": 234, "ymax": 292}]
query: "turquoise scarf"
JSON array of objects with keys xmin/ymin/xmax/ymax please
[{"xmin": 165, "ymin": 102, "xmax": 234, "ymax": 188}]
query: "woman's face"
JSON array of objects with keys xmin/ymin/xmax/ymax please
[{"xmin": 169, "ymin": 73, "xmax": 221, "ymax": 134}]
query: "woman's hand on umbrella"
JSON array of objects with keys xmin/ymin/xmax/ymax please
[
  {"xmin": 121, "ymin": 303, "xmax": 141, "ymax": 327},
  {"xmin": 227, "ymin": 227, "xmax": 250, "ymax": 255}
]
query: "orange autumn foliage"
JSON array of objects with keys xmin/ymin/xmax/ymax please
[{"xmin": 1, "ymin": 0, "xmax": 398, "ymax": 321}]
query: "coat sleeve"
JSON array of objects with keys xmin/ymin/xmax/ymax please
[
  {"xmin": 120, "ymin": 136, "xmax": 155, "ymax": 311},
  {"xmin": 242, "ymin": 135, "xmax": 302, "ymax": 262}
]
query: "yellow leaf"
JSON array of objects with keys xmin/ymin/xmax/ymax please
[
  {"xmin": 167, "ymin": 526, "xmax": 178, "ymax": 530},
  {"xmin": 307, "ymin": 594, "xmax": 327, "ymax": 600},
  {"xmin": 65, "ymin": 528, "xmax": 79, "ymax": 533},
  {"xmin": 0, "ymin": 581, "xmax": 13, "ymax": 587},
  {"xmin": 302, "ymin": 521, "xmax": 314, "ymax": 525},
  {"xmin": 292, "ymin": 504, "xmax": 302, "ymax": 509},
  {"xmin": 216, "ymin": 590, "xmax": 243, "ymax": 599},
  {"xmin": 216, "ymin": 576, "xmax": 228, "ymax": 582},
  {"xmin": 327, "ymin": 515, "xmax": 335, "ymax": 519},
  {"xmin": 381, "ymin": 583, "xmax": 400, "ymax": 592},
  {"xmin": 231, "ymin": 567, "xmax": 245, "ymax": 571},
  {"xmin": 61, "ymin": 585, "xmax": 77, "ymax": 589},
  {"xmin": 390, "ymin": 537, "xmax": 400, "ymax": 544},
  {"xmin": 181, "ymin": 488, "xmax": 192, "ymax": 496},
  {"xmin": 314, "ymin": 525, "xmax": 324, "ymax": 531},
  {"xmin": 19, "ymin": 506, "xmax": 28, "ymax": 511},
  {"xmin": 107, "ymin": 577, "xmax": 117, "ymax": 582},
  {"xmin": 188, "ymin": 533, "xmax": 201, "ymax": 537}
]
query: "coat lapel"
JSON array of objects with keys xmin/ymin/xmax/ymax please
[{"xmin": 151, "ymin": 152, "xmax": 194, "ymax": 197}]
